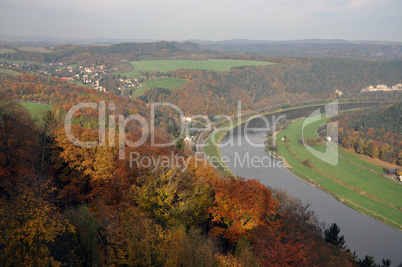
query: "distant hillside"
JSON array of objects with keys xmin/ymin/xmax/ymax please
[
  {"xmin": 199, "ymin": 40, "xmax": 402, "ymax": 59},
  {"xmin": 0, "ymin": 34, "xmax": 157, "ymax": 46},
  {"xmin": 2, "ymin": 36, "xmax": 402, "ymax": 59},
  {"xmin": 167, "ymin": 57, "xmax": 402, "ymax": 114},
  {"xmin": 0, "ymin": 41, "xmax": 203, "ymax": 63},
  {"xmin": 89, "ymin": 41, "xmax": 201, "ymax": 55}
]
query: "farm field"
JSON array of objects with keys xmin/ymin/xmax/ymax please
[
  {"xmin": 336, "ymin": 147, "xmax": 400, "ymax": 174},
  {"xmin": 0, "ymin": 68, "xmax": 21, "ymax": 75},
  {"xmin": 143, "ymin": 77, "xmax": 187, "ymax": 90},
  {"xmin": 132, "ymin": 77, "xmax": 187, "ymax": 97},
  {"xmin": 275, "ymin": 115, "xmax": 402, "ymax": 229},
  {"xmin": 0, "ymin": 59, "xmax": 39, "ymax": 65},
  {"xmin": 130, "ymin": 59, "xmax": 275, "ymax": 72},
  {"xmin": 0, "ymin": 48, "xmax": 17, "ymax": 54},
  {"xmin": 116, "ymin": 69, "xmax": 142, "ymax": 79},
  {"xmin": 19, "ymin": 102, "xmax": 52, "ymax": 117},
  {"xmin": 69, "ymin": 81, "xmax": 90, "ymax": 87},
  {"xmin": 16, "ymin": 46, "xmax": 53, "ymax": 53}
]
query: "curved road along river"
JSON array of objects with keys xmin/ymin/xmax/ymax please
[{"xmin": 218, "ymin": 105, "xmax": 402, "ymax": 265}]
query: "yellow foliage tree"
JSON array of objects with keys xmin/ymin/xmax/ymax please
[{"xmin": 0, "ymin": 175, "xmax": 69, "ymax": 266}]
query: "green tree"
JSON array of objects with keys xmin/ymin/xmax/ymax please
[
  {"xmin": 174, "ymin": 131, "xmax": 185, "ymax": 150},
  {"xmin": 324, "ymin": 223, "xmax": 346, "ymax": 249},
  {"xmin": 50, "ymin": 206, "xmax": 100, "ymax": 266},
  {"xmin": 379, "ymin": 258, "xmax": 391, "ymax": 267},
  {"xmin": 38, "ymin": 110, "xmax": 57, "ymax": 175},
  {"xmin": 302, "ymin": 158, "xmax": 313, "ymax": 168},
  {"xmin": 359, "ymin": 255, "xmax": 376, "ymax": 267}
]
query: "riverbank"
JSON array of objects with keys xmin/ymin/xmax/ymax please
[
  {"xmin": 202, "ymin": 101, "xmax": 391, "ymax": 175},
  {"xmin": 202, "ymin": 101, "xmax": 332, "ymax": 175},
  {"xmin": 201, "ymin": 101, "xmax": 402, "ymax": 231},
  {"xmin": 274, "ymin": 115, "xmax": 402, "ymax": 230}
]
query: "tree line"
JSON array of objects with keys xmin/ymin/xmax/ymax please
[{"xmin": 325, "ymin": 103, "xmax": 402, "ymax": 166}]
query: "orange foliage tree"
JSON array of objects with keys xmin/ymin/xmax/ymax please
[{"xmin": 210, "ymin": 177, "xmax": 278, "ymax": 245}]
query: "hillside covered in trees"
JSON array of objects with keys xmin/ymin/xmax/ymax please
[
  {"xmin": 166, "ymin": 58, "xmax": 402, "ymax": 115},
  {"xmin": 327, "ymin": 103, "xmax": 402, "ymax": 165},
  {"xmin": 198, "ymin": 40, "xmax": 402, "ymax": 59},
  {"xmin": 0, "ymin": 72, "xmax": 376, "ymax": 266}
]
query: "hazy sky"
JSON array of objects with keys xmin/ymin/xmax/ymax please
[{"xmin": 0, "ymin": 0, "xmax": 401, "ymax": 42}]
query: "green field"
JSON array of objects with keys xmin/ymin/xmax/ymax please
[
  {"xmin": 0, "ymin": 59, "xmax": 39, "ymax": 65},
  {"xmin": 130, "ymin": 59, "xmax": 275, "ymax": 72},
  {"xmin": 19, "ymin": 102, "xmax": 52, "ymax": 117},
  {"xmin": 0, "ymin": 68, "xmax": 21, "ymax": 75},
  {"xmin": 143, "ymin": 77, "xmax": 187, "ymax": 90},
  {"xmin": 132, "ymin": 78, "xmax": 188, "ymax": 97},
  {"xmin": 275, "ymin": 115, "xmax": 402, "ymax": 229},
  {"xmin": 0, "ymin": 48, "xmax": 16, "ymax": 54},
  {"xmin": 69, "ymin": 64, "xmax": 79, "ymax": 69},
  {"xmin": 117, "ymin": 69, "xmax": 142, "ymax": 79},
  {"xmin": 17, "ymin": 46, "xmax": 53, "ymax": 53},
  {"xmin": 69, "ymin": 81, "xmax": 90, "ymax": 87}
]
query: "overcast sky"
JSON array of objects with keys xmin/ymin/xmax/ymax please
[{"xmin": 0, "ymin": 0, "xmax": 401, "ymax": 42}]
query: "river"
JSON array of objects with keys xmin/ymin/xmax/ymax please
[{"xmin": 219, "ymin": 103, "xmax": 402, "ymax": 265}]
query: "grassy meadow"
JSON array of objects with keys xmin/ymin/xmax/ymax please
[
  {"xmin": 116, "ymin": 69, "xmax": 143, "ymax": 79},
  {"xmin": 0, "ymin": 68, "xmax": 21, "ymax": 75},
  {"xmin": 0, "ymin": 48, "xmax": 17, "ymax": 54},
  {"xmin": 203, "ymin": 131, "xmax": 232, "ymax": 175},
  {"xmin": 0, "ymin": 46, "xmax": 52, "ymax": 54},
  {"xmin": 142, "ymin": 77, "xmax": 187, "ymax": 90},
  {"xmin": 130, "ymin": 59, "xmax": 275, "ymax": 72},
  {"xmin": 19, "ymin": 102, "xmax": 52, "ymax": 117},
  {"xmin": 132, "ymin": 77, "xmax": 187, "ymax": 97},
  {"xmin": 16, "ymin": 46, "xmax": 53, "ymax": 53},
  {"xmin": 0, "ymin": 59, "xmax": 39, "ymax": 65},
  {"xmin": 276, "ymin": 115, "xmax": 402, "ymax": 229}
]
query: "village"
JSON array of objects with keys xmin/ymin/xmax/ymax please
[{"xmin": 0, "ymin": 60, "xmax": 144, "ymax": 96}]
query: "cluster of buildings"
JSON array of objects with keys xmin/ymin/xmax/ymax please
[
  {"xmin": 182, "ymin": 115, "xmax": 211, "ymax": 144},
  {"xmin": 1, "ymin": 62, "xmax": 19, "ymax": 68},
  {"xmin": 361, "ymin": 83, "xmax": 402, "ymax": 93},
  {"xmin": 117, "ymin": 78, "xmax": 141, "ymax": 92},
  {"xmin": 1, "ymin": 60, "xmax": 146, "ymax": 96},
  {"xmin": 56, "ymin": 65, "xmax": 108, "ymax": 91}
]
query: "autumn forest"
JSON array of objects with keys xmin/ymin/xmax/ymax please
[{"xmin": 0, "ymin": 41, "xmax": 401, "ymax": 266}]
